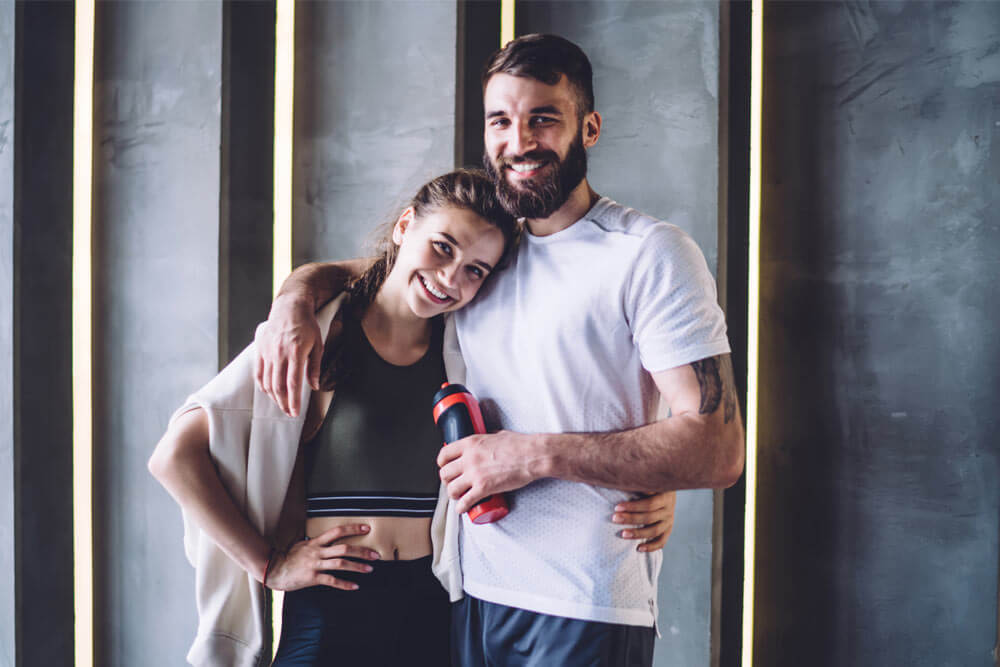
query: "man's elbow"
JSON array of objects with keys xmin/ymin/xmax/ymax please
[{"xmin": 713, "ymin": 427, "xmax": 746, "ymax": 488}]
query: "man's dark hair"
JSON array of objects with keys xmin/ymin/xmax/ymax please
[{"xmin": 482, "ymin": 33, "xmax": 595, "ymax": 116}]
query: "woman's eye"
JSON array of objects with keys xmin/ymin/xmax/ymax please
[
  {"xmin": 467, "ymin": 266, "xmax": 484, "ymax": 280},
  {"xmin": 433, "ymin": 241, "xmax": 453, "ymax": 256}
]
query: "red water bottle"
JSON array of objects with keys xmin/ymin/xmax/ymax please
[{"xmin": 432, "ymin": 382, "xmax": 509, "ymax": 524}]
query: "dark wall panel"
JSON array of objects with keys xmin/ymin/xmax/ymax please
[
  {"xmin": 515, "ymin": 3, "xmax": 723, "ymax": 665},
  {"xmin": 220, "ymin": 0, "xmax": 275, "ymax": 365},
  {"xmin": 756, "ymin": 2, "xmax": 1000, "ymax": 665},
  {"xmin": 456, "ymin": 0, "xmax": 501, "ymax": 168},
  {"xmin": 93, "ymin": 2, "xmax": 223, "ymax": 664},
  {"xmin": 12, "ymin": 3, "xmax": 76, "ymax": 665}
]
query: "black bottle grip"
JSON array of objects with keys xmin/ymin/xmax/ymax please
[{"xmin": 439, "ymin": 404, "xmax": 475, "ymax": 443}]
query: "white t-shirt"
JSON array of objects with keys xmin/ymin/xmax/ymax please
[{"xmin": 451, "ymin": 197, "xmax": 731, "ymax": 627}]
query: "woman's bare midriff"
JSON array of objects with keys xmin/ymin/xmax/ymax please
[{"xmin": 306, "ymin": 515, "xmax": 432, "ymax": 561}]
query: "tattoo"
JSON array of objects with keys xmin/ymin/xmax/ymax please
[{"xmin": 690, "ymin": 355, "xmax": 738, "ymax": 424}]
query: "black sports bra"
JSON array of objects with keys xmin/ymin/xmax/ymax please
[{"xmin": 304, "ymin": 319, "xmax": 445, "ymax": 518}]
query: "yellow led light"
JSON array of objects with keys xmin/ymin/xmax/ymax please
[
  {"xmin": 72, "ymin": 0, "xmax": 96, "ymax": 665},
  {"xmin": 273, "ymin": 0, "xmax": 295, "ymax": 297},
  {"xmin": 742, "ymin": 1, "xmax": 763, "ymax": 666},
  {"xmin": 271, "ymin": 0, "xmax": 297, "ymax": 649},
  {"xmin": 501, "ymin": 0, "xmax": 515, "ymax": 47}
]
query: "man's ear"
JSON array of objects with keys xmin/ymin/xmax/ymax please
[
  {"xmin": 392, "ymin": 207, "xmax": 416, "ymax": 245},
  {"xmin": 582, "ymin": 110, "xmax": 602, "ymax": 149}
]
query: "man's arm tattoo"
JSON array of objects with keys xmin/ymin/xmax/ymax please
[{"xmin": 690, "ymin": 355, "xmax": 738, "ymax": 424}]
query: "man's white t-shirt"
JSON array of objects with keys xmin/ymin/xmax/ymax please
[{"xmin": 450, "ymin": 197, "xmax": 731, "ymax": 627}]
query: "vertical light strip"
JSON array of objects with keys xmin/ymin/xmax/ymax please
[
  {"xmin": 742, "ymin": 0, "xmax": 763, "ymax": 666},
  {"xmin": 500, "ymin": 0, "xmax": 515, "ymax": 47},
  {"xmin": 271, "ymin": 0, "xmax": 296, "ymax": 649},
  {"xmin": 273, "ymin": 0, "xmax": 295, "ymax": 296},
  {"xmin": 72, "ymin": 1, "xmax": 96, "ymax": 666}
]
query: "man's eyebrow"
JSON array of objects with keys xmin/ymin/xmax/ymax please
[
  {"xmin": 530, "ymin": 105, "xmax": 563, "ymax": 116},
  {"xmin": 485, "ymin": 105, "xmax": 564, "ymax": 118},
  {"xmin": 442, "ymin": 232, "xmax": 494, "ymax": 272}
]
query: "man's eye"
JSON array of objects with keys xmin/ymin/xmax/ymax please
[
  {"xmin": 433, "ymin": 241, "xmax": 453, "ymax": 256},
  {"xmin": 489, "ymin": 118, "xmax": 510, "ymax": 129},
  {"xmin": 530, "ymin": 116, "xmax": 555, "ymax": 126}
]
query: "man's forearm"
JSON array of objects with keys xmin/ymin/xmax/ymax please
[
  {"xmin": 439, "ymin": 358, "xmax": 745, "ymax": 509},
  {"xmin": 274, "ymin": 259, "xmax": 368, "ymax": 313},
  {"xmin": 533, "ymin": 412, "xmax": 744, "ymax": 493}
]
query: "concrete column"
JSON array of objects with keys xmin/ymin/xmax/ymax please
[
  {"xmin": 755, "ymin": 2, "xmax": 1000, "ymax": 665},
  {"xmin": 0, "ymin": 3, "xmax": 14, "ymax": 665},
  {"xmin": 515, "ymin": 4, "xmax": 723, "ymax": 665},
  {"xmin": 293, "ymin": 0, "xmax": 457, "ymax": 263},
  {"xmin": 92, "ymin": 2, "xmax": 222, "ymax": 664},
  {"xmin": 10, "ymin": 2, "xmax": 76, "ymax": 665}
]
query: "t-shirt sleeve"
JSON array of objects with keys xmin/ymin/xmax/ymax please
[{"xmin": 624, "ymin": 224, "xmax": 731, "ymax": 373}]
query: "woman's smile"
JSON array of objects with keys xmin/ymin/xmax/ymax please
[{"xmin": 417, "ymin": 273, "xmax": 454, "ymax": 305}]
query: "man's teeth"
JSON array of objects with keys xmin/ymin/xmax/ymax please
[
  {"xmin": 510, "ymin": 162, "xmax": 543, "ymax": 173},
  {"xmin": 421, "ymin": 276, "xmax": 449, "ymax": 300}
]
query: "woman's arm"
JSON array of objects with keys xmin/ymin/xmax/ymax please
[{"xmin": 148, "ymin": 407, "xmax": 378, "ymax": 590}]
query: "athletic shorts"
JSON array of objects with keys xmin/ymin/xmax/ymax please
[
  {"xmin": 451, "ymin": 595, "xmax": 655, "ymax": 667},
  {"xmin": 273, "ymin": 555, "xmax": 450, "ymax": 666}
]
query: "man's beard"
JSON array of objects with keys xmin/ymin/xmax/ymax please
[{"xmin": 484, "ymin": 129, "xmax": 588, "ymax": 220}]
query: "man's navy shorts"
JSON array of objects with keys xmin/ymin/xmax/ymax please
[{"xmin": 452, "ymin": 595, "xmax": 655, "ymax": 667}]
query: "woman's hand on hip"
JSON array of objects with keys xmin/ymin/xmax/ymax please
[{"xmin": 265, "ymin": 523, "xmax": 379, "ymax": 591}]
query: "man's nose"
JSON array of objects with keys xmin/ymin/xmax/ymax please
[{"xmin": 509, "ymin": 122, "xmax": 536, "ymax": 156}]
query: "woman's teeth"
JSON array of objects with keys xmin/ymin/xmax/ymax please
[{"xmin": 420, "ymin": 275, "xmax": 450, "ymax": 301}]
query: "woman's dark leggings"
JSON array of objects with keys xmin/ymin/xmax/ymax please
[{"xmin": 272, "ymin": 556, "xmax": 450, "ymax": 666}]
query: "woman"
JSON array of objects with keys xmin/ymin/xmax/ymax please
[{"xmin": 149, "ymin": 169, "xmax": 672, "ymax": 666}]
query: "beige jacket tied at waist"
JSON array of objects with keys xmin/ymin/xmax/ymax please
[{"xmin": 169, "ymin": 295, "xmax": 465, "ymax": 667}]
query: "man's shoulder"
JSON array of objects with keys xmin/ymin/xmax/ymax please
[
  {"xmin": 585, "ymin": 197, "xmax": 699, "ymax": 263},
  {"xmin": 586, "ymin": 197, "xmax": 686, "ymax": 242}
]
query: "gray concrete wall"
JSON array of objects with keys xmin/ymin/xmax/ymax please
[
  {"xmin": 0, "ymin": 4, "xmax": 13, "ymax": 665},
  {"xmin": 92, "ymin": 2, "xmax": 222, "ymax": 664},
  {"xmin": 293, "ymin": 0, "xmax": 457, "ymax": 263},
  {"xmin": 515, "ymin": 4, "xmax": 723, "ymax": 666},
  {"xmin": 755, "ymin": 2, "xmax": 1000, "ymax": 665}
]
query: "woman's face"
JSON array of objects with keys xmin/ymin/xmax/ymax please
[{"xmin": 388, "ymin": 205, "xmax": 506, "ymax": 319}]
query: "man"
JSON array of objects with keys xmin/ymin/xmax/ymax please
[{"xmin": 257, "ymin": 34, "xmax": 743, "ymax": 666}]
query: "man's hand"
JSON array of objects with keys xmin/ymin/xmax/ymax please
[
  {"xmin": 613, "ymin": 491, "xmax": 676, "ymax": 553},
  {"xmin": 437, "ymin": 430, "xmax": 549, "ymax": 515},
  {"xmin": 254, "ymin": 259, "xmax": 367, "ymax": 416},
  {"xmin": 254, "ymin": 295, "xmax": 323, "ymax": 417}
]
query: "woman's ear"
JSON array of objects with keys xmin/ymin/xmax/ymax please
[{"xmin": 392, "ymin": 207, "xmax": 416, "ymax": 245}]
